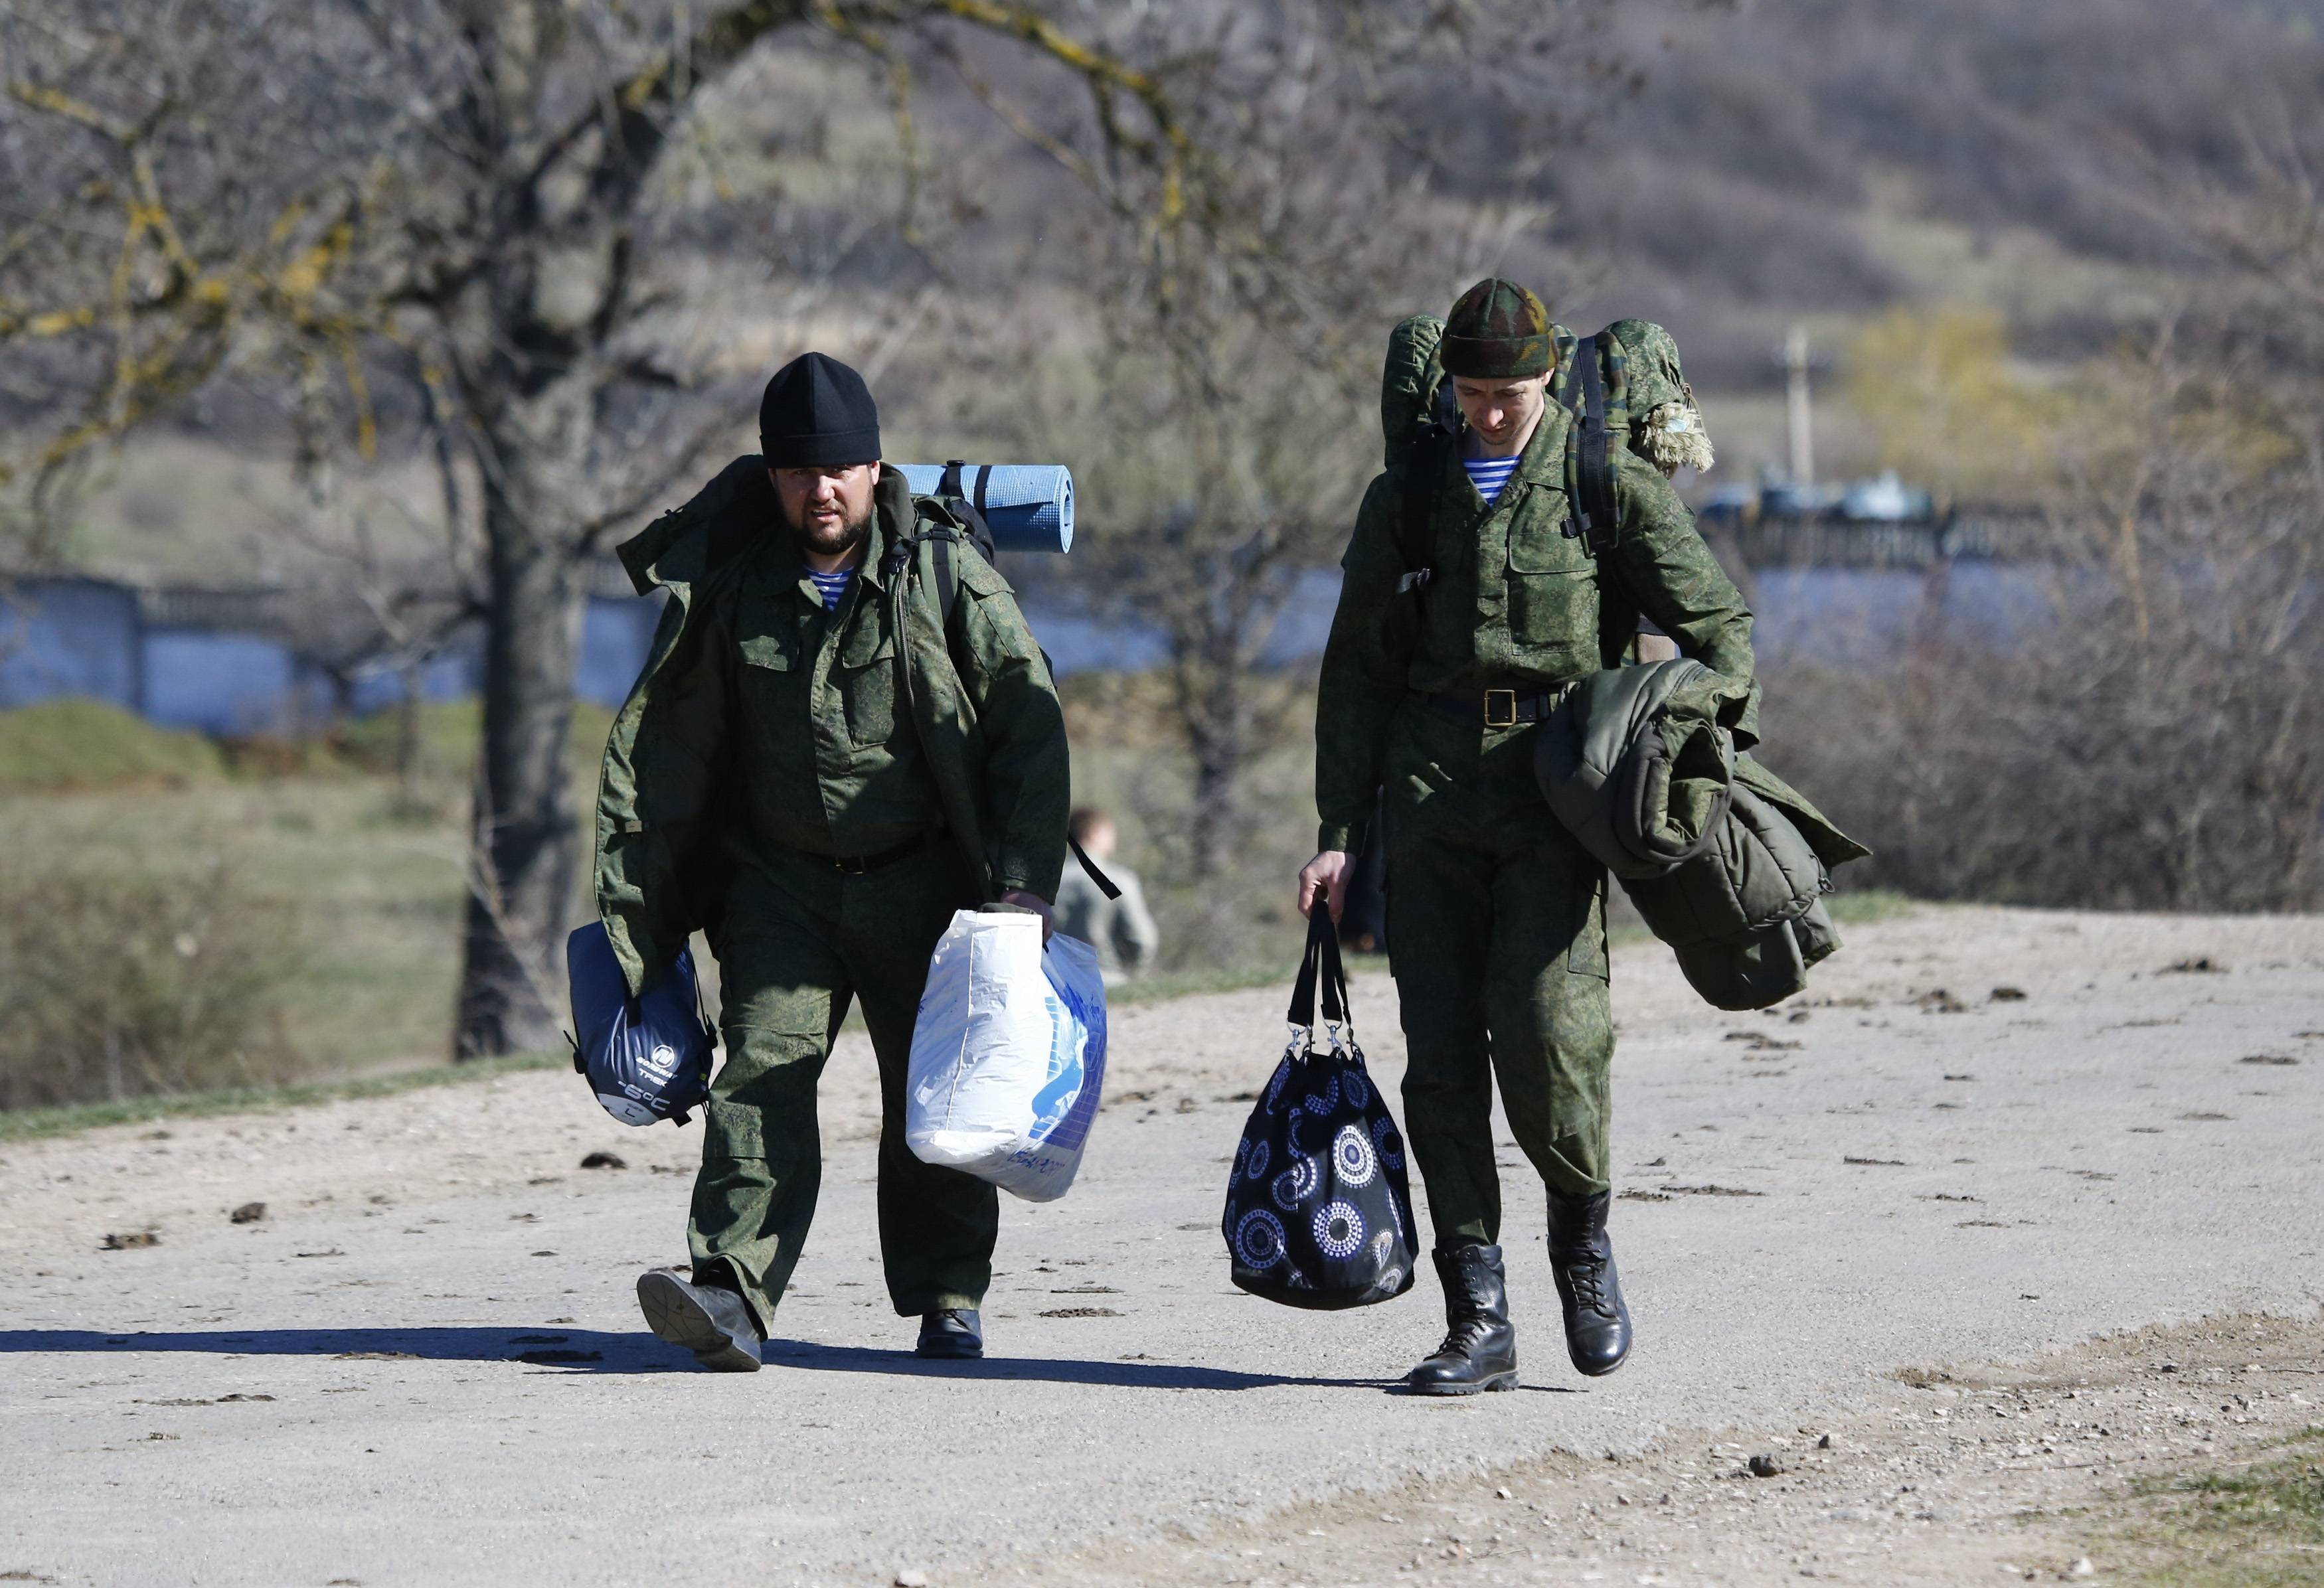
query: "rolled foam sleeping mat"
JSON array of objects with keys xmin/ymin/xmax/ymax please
[{"xmin": 895, "ymin": 463, "xmax": 1074, "ymax": 553}]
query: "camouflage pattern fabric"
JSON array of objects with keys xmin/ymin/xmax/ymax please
[
  {"xmin": 691, "ymin": 840, "xmax": 995, "ymax": 1330},
  {"xmin": 594, "ymin": 463, "xmax": 1069, "ymax": 998},
  {"xmin": 1313, "ymin": 389, "xmax": 1755, "ymax": 1232},
  {"xmin": 593, "ymin": 461, "xmax": 1070, "ymax": 1326},
  {"xmin": 1386, "ymin": 700, "xmax": 1617, "ymax": 1213},
  {"xmin": 1439, "ymin": 276, "xmax": 1555, "ymax": 378}
]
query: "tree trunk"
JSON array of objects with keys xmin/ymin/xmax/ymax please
[
  {"xmin": 1177, "ymin": 639, "xmax": 1250, "ymax": 882},
  {"xmin": 453, "ymin": 489, "xmax": 587, "ymax": 1059}
]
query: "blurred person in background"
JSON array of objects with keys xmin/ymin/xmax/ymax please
[{"xmin": 1053, "ymin": 807, "xmax": 1159, "ymax": 984}]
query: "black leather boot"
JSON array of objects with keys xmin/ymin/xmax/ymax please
[
  {"xmin": 637, "ymin": 1267, "xmax": 762, "ymax": 1372},
  {"xmin": 916, "ymin": 1308, "xmax": 983, "ymax": 1360},
  {"xmin": 1548, "ymin": 1190, "xmax": 1632, "ymax": 1377},
  {"xmin": 1402, "ymin": 1243, "xmax": 1518, "ymax": 1395}
]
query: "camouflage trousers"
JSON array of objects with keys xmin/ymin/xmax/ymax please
[
  {"xmin": 689, "ymin": 840, "xmax": 995, "ymax": 1332},
  {"xmin": 1382, "ymin": 702, "xmax": 1614, "ymax": 1247}
]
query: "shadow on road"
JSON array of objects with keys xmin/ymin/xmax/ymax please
[
  {"xmin": 762, "ymin": 1339, "xmax": 1390, "ymax": 1391},
  {"xmin": 0, "ymin": 1329, "xmax": 1391, "ymax": 1390},
  {"xmin": 0, "ymin": 1327, "xmax": 677, "ymax": 1374}
]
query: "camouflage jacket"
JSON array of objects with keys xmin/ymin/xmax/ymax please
[
  {"xmin": 593, "ymin": 459, "xmax": 1070, "ymax": 996},
  {"xmin": 1314, "ymin": 399, "xmax": 1756, "ymax": 853}
]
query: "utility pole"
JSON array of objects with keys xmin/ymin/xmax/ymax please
[{"xmin": 1784, "ymin": 322, "xmax": 1815, "ymax": 486}]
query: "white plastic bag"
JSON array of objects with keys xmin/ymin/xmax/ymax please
[{"xmin": 906, "ymin": 910, "xmax": 1108, "ymax": 1201}]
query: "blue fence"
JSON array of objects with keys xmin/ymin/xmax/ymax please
[
  {"xmin": 2, "ymin": 520, "xmax": 2039, "ymax": 736},
  {"xmin": 0, "ymin": 578, "xmax": 143, "ymax": 714},
  {"xmin": 0, "ymin": 576, "xmax": 666, "ymax": 733}
]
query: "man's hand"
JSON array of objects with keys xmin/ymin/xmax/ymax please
[
  {"xmin": 999, "ymin": 888, "xmax": 1055, "ymax": 941},
  {"xmin": 1297, "ymin": 850, "xmax": 1352, "ymax": 923}
]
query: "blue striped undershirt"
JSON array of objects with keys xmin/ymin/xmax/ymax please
[
  {"xmin": 1463, "ymin": 454, "xmax": 1521, "ymax": 505},
  {"xmin": 806, "ymin": 566, "xmax": 854, "ymax": 611}
]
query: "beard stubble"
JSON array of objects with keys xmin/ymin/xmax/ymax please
[{"xmin": 785, "ymin": 495, "xmax": 874, "ymax": 560}]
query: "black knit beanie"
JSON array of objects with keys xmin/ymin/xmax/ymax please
[{"xmin": 758, "ymin": 352, "xmax": 882, "ymax": 467}]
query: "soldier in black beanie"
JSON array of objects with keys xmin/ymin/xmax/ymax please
[
  {"xmin": 757, "ymin": 351, "xmax": 884, "ymax": 562},
  {"xmin": 598, "ymin": 350, "xmax": 1071, "ymax": 1370}
]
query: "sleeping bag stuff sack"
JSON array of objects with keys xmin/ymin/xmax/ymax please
[
  {"xmin": 905, "ymin": 910, "xmax": 1108, "ymax": 1201},
  {"xmin": 892, "ymin": 464, "xmax": 1074, "ymax": 553},
  {"xmin": 565, "ymin": 920, "xmax": 716, "ymax": 1126},
  {"xmin": 1222, "ymin": 908, "xmax": 1418, "ymax": 1310}
]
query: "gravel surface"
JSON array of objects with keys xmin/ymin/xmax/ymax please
[{"xmin": 3, "ymin": 904, "xmax": 2320, "ymax": 1587}]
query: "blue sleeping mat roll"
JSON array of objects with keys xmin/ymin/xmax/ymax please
[{"xmin": 895, "ymin": 463, "xmax": 1074, "ymax": 553}]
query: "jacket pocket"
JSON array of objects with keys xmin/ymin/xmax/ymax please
[
  {"xmin": 1507, "ymin": 566, "xmax": 1598, "ymax": 651},
  {"xmin": 1505, "ymin": 490, "xmax": 1590, "ymax": 575},
  {"xmin": 1505, "ymin": 490, "xmax": 1599, "ymax": 647},
  {"xmin": 833, "ymin": 629, "xmax": 898, "ymax": 747}
]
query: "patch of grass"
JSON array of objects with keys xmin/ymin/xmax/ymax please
[
  {"xmin": 0, "ymin": 698, "xmax": 224, "ymax": 792},
  {"xmin": 1109, "ymin": 961, "xmax": 1303, "ymax": 1008},
  {"xmin": 0, "ymin": 700, "xmax": 616, "ymax": 1079},
  {"xmin": 334, "ymin": 698, "xmax": 616, "ymax": 783},
  {"xmin": 1, "ymin": 779, "xmax": 473, "ymax": 1072},
  {"xmin": 0, "ymin": 857, "xmax": 307, "ymax": 1109},
  {"xmin": 2106, "ymin": 1428, "xmax": 2324, "ymax": 1587},
  {"xmin": 0, "ymin": 1050, "xmax": 567, "ymax": 1144},
  {"xmin": 1826, "ymin": 887, "xmax": 1920, "ymax": 925}
]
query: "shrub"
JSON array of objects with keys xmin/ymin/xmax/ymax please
[
  {"xmin": 0, "ymin": 698, "xmax": 224, "ymax": 793},
  {"xmin": 0, "ymin": 858, "xmax": 303, "ymax": 1110}
]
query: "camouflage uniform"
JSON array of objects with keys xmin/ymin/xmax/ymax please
[
  {"xmin": 1314, "ymin": 392, "xmax": 1754, "ymax": 1247},
  {"xmin": 595, "ymin": 463, "xmax": 1069, "ymax": 1332}
]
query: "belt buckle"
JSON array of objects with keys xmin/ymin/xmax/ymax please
[
  {"xmin": 833, "ymin": 853, "xmax": 870, "ymax": 876},
  {"xmin": 1483, "ymin": 688, "xmax": 1518, "ymax": 728}
]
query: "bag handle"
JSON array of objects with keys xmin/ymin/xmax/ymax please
[{"xmin": 1286, "ymin": 907, "xmax": 1354, "ymax": 1034}]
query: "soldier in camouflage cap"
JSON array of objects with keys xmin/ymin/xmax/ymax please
[
  {"xmin": 1297, "ymin": 279, "xmax": 1757, "ymax": 1393},
  {"xmin": 1438, "ymin": 277, "xmax": 1556, "ymax": 380},
  {"xmin": 594, "ymin": 352, "xmax": 1070, "ymax": 1372}
]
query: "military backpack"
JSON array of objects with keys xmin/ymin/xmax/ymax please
[{"xmin": 1378, "ymin": 313, "xmax": 1713, "ymax": 590}]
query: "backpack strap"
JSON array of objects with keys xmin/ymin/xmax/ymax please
[
  {"xmin": 1568, "ymin": 331, "xmax": 1619, "ymax": 558},
  {"xmin": 1068, "ymin": 836, "xmax": 1122, "ymax": 902},
  {"xmin": 1394, "ymin": 425, "xmax": 1444, "ymax": 596},
  {"xmin": 885, "ymin": 505, "xmax": 1121, "ymax": 906}
]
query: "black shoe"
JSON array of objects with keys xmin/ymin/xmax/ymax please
[
  {"xmin": 1402, "ymin": 1243, "xmax": 1518, "ymax": 1395},
  {"xmin": 637, "ymin": 1267, "xmax": 762, "ymax": 1372},
  {"xmin": 1548, "ymin": 1190, "xmax": 1633, "ymax": 1377},
  {"xmin": 916, "ymin": 1308, "xmax": 983, "ymax": 1360}
]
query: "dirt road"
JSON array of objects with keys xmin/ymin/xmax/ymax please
[{"xmin": 3, "ymin": 904, "xmax": 2320, "ymax": 1587}]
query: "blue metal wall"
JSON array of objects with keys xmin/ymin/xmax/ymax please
[
  {"xmin": 0, "ymin": 579, "xmax": 143, "ymax": 712},
  {"xmin": 0, "ymin": 578, "xmax": 665, "ymax": 731}
]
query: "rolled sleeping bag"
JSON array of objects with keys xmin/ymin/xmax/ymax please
[
  {"xmin": 894, "ymin": 463, "xmax": 1074, "ymax": 553},
  {"xmin": 566, "ymin": 920, "xmax": 716, "ymax": 1127}
]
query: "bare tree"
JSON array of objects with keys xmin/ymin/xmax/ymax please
[{"xmin": 0, "ymin": 2, "xmax": 1341, "ymax": 1050}]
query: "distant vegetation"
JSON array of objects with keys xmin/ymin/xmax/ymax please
[
  {"xmin": 0, "ymin": 858, "xmax": 302, "ymax": 1111},
  {"xmin": 0, "ymin": 699, "xmax": 224, "ymax": 793},
  {"xmin": 0, "ymin": 700, "xmax": 616, "ymax": 1101}
]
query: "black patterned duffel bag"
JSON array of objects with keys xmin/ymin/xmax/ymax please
[{"xmin": 1222, "ymin": 909, "xmax": 1418, "ymax": 1309}]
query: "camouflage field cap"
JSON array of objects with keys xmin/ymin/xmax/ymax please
[{"xmin": 1440, "ymin": 277, "xmax": 1554, "ymax": 379}]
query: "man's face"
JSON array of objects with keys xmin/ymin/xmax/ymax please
[
  {"xmin": 1079, "ymin": 819, "xmax": 1118, "ymax": 861},
  {"xmin": 771, "ymin": 462, "xmax": 878, "ymax": 557},
  {"xmin": 1451, "ymin": 372, "xmax": 1550, "ymax": 453}
]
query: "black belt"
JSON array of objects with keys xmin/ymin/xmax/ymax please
[
  {"xmin": 1421, "ymin": 688, "xmax": 1561, "ymax": 728},
  {"xmin": 815, "ymin": 831, "xmax": 935, "ymax": 876}
]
